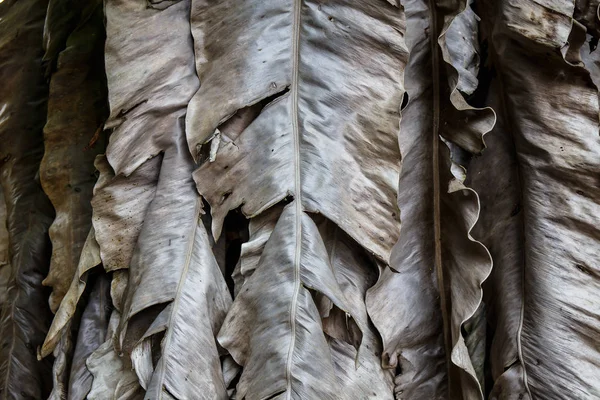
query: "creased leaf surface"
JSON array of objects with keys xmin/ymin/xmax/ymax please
[
  {"xmin": 187, "ymin": 1, "xmax": 407, "ymax": 397},
  {"xmin": 40, "ymin": 0, "xmax": 108, "ymax": 313},
  {"xmin": 471, "ymin": 1, "xmax": 600, "ymax": 398},
  {"xmin": 67, "ymin": 274, "xmax": 111, "ymax": 400},
  {"xmin": 365, "ymin": 0, "xmax": 495, "ymax": 398}
]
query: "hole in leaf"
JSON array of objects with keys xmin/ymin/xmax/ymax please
[
  {"xmin": 219, "ymin": 208, "xmax": 249, "ymax": 297},
  {"xmin": 400, "ymin": 92, "xmax": 409, "ymax": 111}
]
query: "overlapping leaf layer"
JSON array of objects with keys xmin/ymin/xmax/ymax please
[{"xmin": 0, "ymin": 0, "xmax": 598, "ymax": 399}]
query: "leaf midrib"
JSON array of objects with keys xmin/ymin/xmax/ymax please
[
  {"xmin": 154, "ymin": 198, "xmax": 203, "ymax": 400},
  {"xmin": 427, "ymin": 0, "xmax": 452, "ymax": 380},
  {"xmin": 284, "ymin": 0, "xmax": 303, "ymax": 398}
]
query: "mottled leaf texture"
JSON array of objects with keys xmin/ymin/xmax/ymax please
[
  {"xmin": 91, "ymin": 0, "xmax": 199, "ymax": 274},
  {"xmin": 0, "ymin": 0, "xmax": 55, "ymax": 397},
  {"xmin": 40, "ymin": 0, "xmax": 108, "ymax": 313},
  {"xmin": 91, "ymin": 155, "xmax": 159, "ymax": 275},
  {"xmin": 4, "ymin": 0, "xmax": 600, "ymax": 397},
  {"xmin": 102, "ymin": 0, "xmax": 199, "ymax": 177},
  {"xmin": 366, "ymin": 0, "xmax": 495, "ymax": 399},
  {"xmin": 37, "ymin": 1, "xmax": 108, "ymax": 395},
  {"xmin": 469, "ymin": 0, "xmax": 600, "ymax": 399},
  {"xmin": 186, "ymin": 0, "xmax": 406, "ymax": 398},
  {"xmin": 101, "ymin": 0, "xmax": 234, "ymax": 398}
]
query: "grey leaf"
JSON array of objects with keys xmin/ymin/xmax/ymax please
[
  {"xmin": 471, "ymin": 1, "xmax": 600, "ymax": 398},
  {"xmin": 365, "ymin": 0, "xmax": 494, "ymax": 398}
]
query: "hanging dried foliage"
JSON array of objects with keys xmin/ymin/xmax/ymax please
[{"xmin": 0, "ymin": 0, "xmax": 599, "ymax": 399}]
